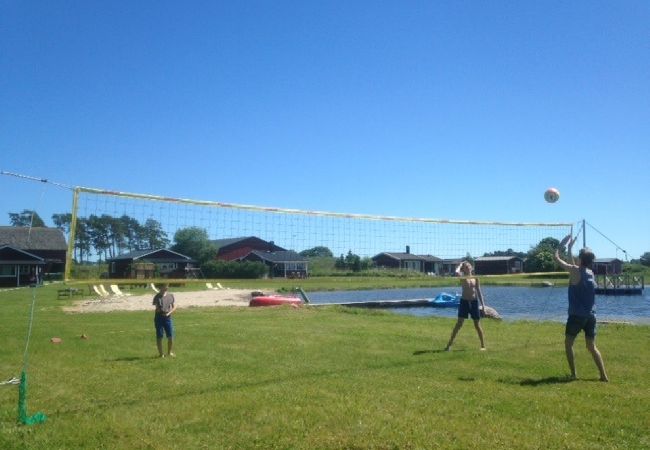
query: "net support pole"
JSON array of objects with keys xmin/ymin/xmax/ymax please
[{"xmin": 64, "ymin": 187, "xmax": 80, "ymax": 282}]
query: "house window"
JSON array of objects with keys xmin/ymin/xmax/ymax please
[
  {"xmin": 0, "ymin": 265, "xmax": 16, "ymax": 276},
  {"xmin": 20, "ymin": 265, "xmax": 32, "ymax": 274},
  {"xmin": 404, "ymin": 261, "xmax": 421, "ymax": 271},
  {"xmin": 158, "ymin": 263, "xmax": 177, "ymax": 272}
]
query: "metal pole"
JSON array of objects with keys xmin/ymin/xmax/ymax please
[{"xmin": 64, "ymin": 188, "xmax": 80, "ymax": 282}]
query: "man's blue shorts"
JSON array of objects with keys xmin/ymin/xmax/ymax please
[
  {"xmin": 565, "ymin": 314, "xmax": 596, "ymax": 339},
  {"xmin": 458, "ymin": 299, "xmax": 481, "ymax": 320},
  {"xmin": 154, "ymin": 314, "xmax": 174, "ymax": 339}
]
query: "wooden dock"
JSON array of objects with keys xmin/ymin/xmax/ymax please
[
  {"xmin": 595, "ymin": 274, "xmax": 644, "ymax": 296},
  {"xmin": 312, "ymin": 298, "xmax": 434, "ymax": 308}
]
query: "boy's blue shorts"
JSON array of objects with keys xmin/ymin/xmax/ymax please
[
  {"xmin": 154, "ymin": 314, "xmax": 174, "ymax": 338},
  {"xmin": 565, "ymin": 314, "xmax": 596, "ymax": 338},
  {"xmin": 458, "ymin": 299, "xmax": 481, "ymax": 320}
]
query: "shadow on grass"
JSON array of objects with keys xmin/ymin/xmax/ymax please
[
  {"xmin": 458, "ymin": 376, "xmax": 476, "ymax": 382},
  {"xmin": 107, "ymin": 356, "xmax": 161, "ymax": 362},
  {"xmin": 412, "ymin": 348, "xmax": 466, "ymax": 355},
  {"xmin": 412, "ymin": 349, "xmax": 448, "ymax": 355},
  {"xmin": 499, "ymin": 375, "xmax": 577, "ymax": 386}
]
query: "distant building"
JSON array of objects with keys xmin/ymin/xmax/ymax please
[
  {"xmin": 211, "ymin": 236, "xmax": 308, "ymax": 278},
  {"xmin": 474, "ymin": 256, "xmax": 524, "ymax": 275},
  {"xmin": 0, "ymin": 226, "xmax": 67, "ymax": 286},
  {"xmin": 241, "ymin": 250, "xmax": 309, "ymax": 278},
  {"xmin": 106, "ymin": 249, "xmax": 196, "ymax": 279},
  {"xmin": 593, "ymin": 258, "xmax": 623, "ymax": 275},
  {"xmin": 372, "ymin": 246, "xmax": 443, "ymax": 274},
  {"xmin": 440, "ymin": 258, "xmax": 465, "ymax": 276}
]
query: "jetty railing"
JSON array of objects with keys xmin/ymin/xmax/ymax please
[{"xmin": 595, "ymin": 274, "xmax": 644, "ymax": 295}]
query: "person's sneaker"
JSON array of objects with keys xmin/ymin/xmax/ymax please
[
  {"xmin": 159, "ymin": 354, "xmax": 165, "ymax": 358},
  {"xmin": 168, "ymin": 352, "xmax": 176, "ymax": 358}
]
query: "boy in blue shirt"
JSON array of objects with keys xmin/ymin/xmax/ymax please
[{"xmin": 153, "ymin": 284, "xmax": 177, "ymax": 358}]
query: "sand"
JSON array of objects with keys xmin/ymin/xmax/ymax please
[{"xmin": 63, "ymin": 288, "xmax": 253, "ymax": 313}]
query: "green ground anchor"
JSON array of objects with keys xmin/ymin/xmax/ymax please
[{"xmin": 18, "ymin": 371, "xmax": 47, "ymax": 425}]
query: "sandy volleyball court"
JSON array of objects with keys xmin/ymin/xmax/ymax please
[{"xmin": 63, "ymin": 288, "xmax": 253, "ymax": 313}]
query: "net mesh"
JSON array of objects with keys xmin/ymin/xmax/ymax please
[{"xmin": 66, "ymin": 186, "xmax": 573, "ymax": 275}]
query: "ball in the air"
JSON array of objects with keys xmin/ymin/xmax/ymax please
[{"xmin": 544, "ymin": 187, "xmax": 560, "ymax": 203}]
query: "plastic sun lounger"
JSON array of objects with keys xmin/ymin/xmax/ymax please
[
  {"xmin": 99, "ymin": 285, "xmax": 111, "ymax": 297},
  {"xmin": 216, "ymin": 283, "xmax": 229, "ymax": 290},
  {"xmin": 110, "ymin": 284, "xmax": 131, "ymax": 296},
  {"xmin": 206, "ymin": 283, "xmax": 217, "ymax": 290},
  {"xmin": 93, "ymin": 285, "xmax": 109, "ymax": 298}
]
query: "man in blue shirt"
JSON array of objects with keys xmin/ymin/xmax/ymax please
[{"xmin": 555, "ymin": 235, "xmax": 608, "ymax": 382}]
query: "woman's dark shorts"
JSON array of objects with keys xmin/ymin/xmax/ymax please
[
  {"xmin": 565, "ymin": 314, "xmax": 596, "ymax": 338},
  {"xmin": 458, "ymin": 299, "xmax": 481, "ymax": 320}
]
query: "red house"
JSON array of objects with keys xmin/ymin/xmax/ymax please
[{"xmin": 212, "ymin": 236, "xmax": 286, "ymax": 261}]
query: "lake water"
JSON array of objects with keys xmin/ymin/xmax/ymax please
[{"xmin": 307, "ymin": 286, "xmax": 650, "ymax": 324}]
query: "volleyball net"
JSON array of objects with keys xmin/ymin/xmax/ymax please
[{"xmin": 64, "ymin": 186, "xmax": 573, "ymax": 279}]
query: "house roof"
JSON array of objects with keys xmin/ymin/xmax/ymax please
[
  {"xmin": 0, "ymin": 226, "xmax": 67, "ymax": 251},
  {"xmin": 245, "ymin": 250, "xmax": 307, "ymax": 263},
  {"xmin": 107, "ymin": 248, "xmax": 193, "ymax": 262},
  {"xmin": 441, "ymin": 258, "xmax": 464, "ymax": 264},
  {"xmin": 372, "ymin": 252, "xmax": 428, "ymax": 261},
  {"xmin": 594, "ymin": 258, "xmax": 622, "ymax": 263},
  {"xmin": 0, "ymin": 245, "xmax": 46, "ymax": 264},
  {"xmin": 418, "ymin": 254, "xmax": 443, "ymax": 262},
  {"xmin": 211, "ymin": 236, "xmax": 286, "ymax": 252}
]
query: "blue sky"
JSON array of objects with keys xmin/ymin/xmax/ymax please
[{"xmin": 1, "ymin": 1, "xmax": 648, "ymax": 259}]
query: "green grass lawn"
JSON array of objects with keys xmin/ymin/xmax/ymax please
[{"xmin": 1, "ymin": 284, "xmax": 648, "ymax": 449}]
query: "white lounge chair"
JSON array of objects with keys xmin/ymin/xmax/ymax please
[
  {"xmin": 110, "ymin": 284, "xmax": 131, "ymax": 297},
  {"xmin": 93, "ymin": 285, "xmax": 109, "ymax": 298},
  {"xmin": 216, "ymin": 282, "xmax": 230, "ymax": 290},
  {"xmin": 99, "ymin": 285, "xmax": 111, "ymax": 297},
  {"xmin": 206, "ymin": 283, "xmax": 217, "ymax": 290}
]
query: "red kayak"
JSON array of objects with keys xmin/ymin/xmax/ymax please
[{"xmin": 249, "ymin": 295, "xmax": 303, "ymax": 307}]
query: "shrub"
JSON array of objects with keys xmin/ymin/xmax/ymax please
[{"xmin": 201, "ymin": 260, "xmax": 268, "ymax": 279}]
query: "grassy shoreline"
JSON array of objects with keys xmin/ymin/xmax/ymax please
[
  {"xmin": 1, "ymin": 284, "xmax": 648, "ymax": 449},
  {"xmin": 63, "ymin": 272, "xmax": 574, "ymax": 295}
]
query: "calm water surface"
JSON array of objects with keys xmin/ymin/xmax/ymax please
[{"xmin": 307, "ymin": 286, "xmax": 650, "ymax": 324}]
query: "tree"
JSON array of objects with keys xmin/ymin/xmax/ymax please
[
  {"xmin": 171, "ymin": 227, "xmax": 216, "ymax": 266},
  {"xmin": 345, "ymin": 250, "xmax": 361, "ymax": 272},
  {"xmin": 9, "ymin": 210, "xmax": 46, "ymax": 227},
  {"xmin": 86, "ymin": 214, "xmax": 112, "ymax": 261},
  {"xmin": 526, "ymin": 237, "xmax": 564, "ymax": 272},
  {"xmin": 334, "ymin": 254, "xmax": 346, "ymax": 270},
  {"xmin": 299, "ymin": 246, "xmax": 334, "ymax": 258},
  {"xmin": 334, "ymin": 250, "xmax": 364, "ymax": 272},
  {"xmin": 118, "ymin": 215, "xmax": 143, "ymax": 251},
  {"xmin": 640, "ymin": 252, "xmax": 650, "ymax": 267},
  {"xmin": 52, "ymin": 213, "xmax": 72, "ymax": 235},
  {"xmin": 74, "ymin": 218, "xmax": 92, "ymax": 263},
  {"xmin": 140, "ymin": 218, "xmax": 169, "ymax": 250},
  {"xmin": 483, "ymin": 248, "xmax": 526, "ymax": 258}
]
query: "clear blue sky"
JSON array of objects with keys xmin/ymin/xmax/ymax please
[{"xmin": 1, "ymin": 1, "xmax": 648, "ymax": 259}]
